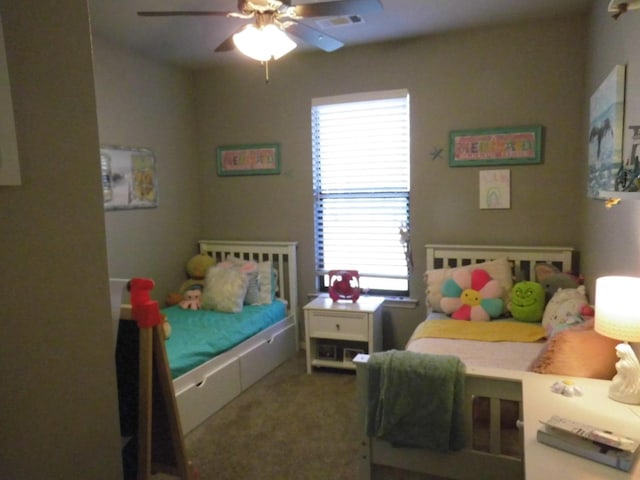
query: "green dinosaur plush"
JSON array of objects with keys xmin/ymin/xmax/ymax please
[{"xmin": 509, "ymin": 281, "xmax": 545, "ymax": 323}]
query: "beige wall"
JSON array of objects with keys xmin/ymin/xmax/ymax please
[
  {"xmin": 0, "ymin": 1, "xmax": 121, "ymax": 478},
  {"xmin": 580, "ymin": 5, "xmax": 640, "ymax": 297},
  {"xmin": 194, "ymin": 16, "xmax": 587, "ymax": 344},
  {"xmin": 93, "ymin": 36, "xmax": 201, "ymax": 302}
]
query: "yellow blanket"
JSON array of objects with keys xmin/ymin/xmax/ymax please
[{"xmin": 410, "ymin": 319, "xmax": 546, "ymax": 343}]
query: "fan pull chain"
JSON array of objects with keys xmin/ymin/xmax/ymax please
[{"xmin": 264, "ymin": 60, "xmax": 270, "ymax": 84}]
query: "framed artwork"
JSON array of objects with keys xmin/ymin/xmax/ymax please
[
  {"xmin": 101, "ymin": 145, "xmax": 158, "ymax": 211},
  {"xmin": 0, "ymin": 16, "xmax": 20, "ymax": 185},
  {"xmin": 588, "ymin": 65, "xmax": 627, "ymax": 199},
  {"xmin": 449, "ymin": 126, "xmax": 543, "ymax": 167},
  {"xmin": 479, "ymin": 169, "xmax": 511, "ymax": 209},
  {"xmin": 217, "ymin": 143, "xmax": 280, "ymax": 176}
]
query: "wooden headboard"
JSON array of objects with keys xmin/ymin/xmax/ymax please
[{"xmin": 425, "ymin": 244, "xmax": 575, "ymax": 280}]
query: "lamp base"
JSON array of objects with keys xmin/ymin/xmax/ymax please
[{"xmin": 608, "ymin": 342, "xmax": 640, "ymax": 405}]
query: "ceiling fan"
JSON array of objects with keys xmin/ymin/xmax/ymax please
[
  {"xmin": 138, "ymin": 0, "xmax": 384, "ymax": 61},
  {"xmin": 608, "ymin": 0, "xmax": 640, "ymax": 19}
]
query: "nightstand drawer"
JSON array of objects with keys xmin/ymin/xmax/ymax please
[{"xmin": 308, "ymin": 312, "xmax": 368, "ymax": 339}]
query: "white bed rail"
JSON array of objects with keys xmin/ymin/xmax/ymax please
[{"xmin": 354, "ymin": 354, "xmax": 525, "ymax": 480}]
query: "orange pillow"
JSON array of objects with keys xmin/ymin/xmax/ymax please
[{"xmin": 529, "ymin": 328, "xmax": 618, "ymax": 380}]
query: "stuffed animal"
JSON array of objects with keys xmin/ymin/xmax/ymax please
[
  {"xmin": 535, "ymin": 263, "xmax": 580, "ymax": 302},
  {"xmin": 179, "ymin": 286, "xmax": 202, "ymax": 310},
  {"xmin": 542, "ymin": 285, "xmax": 589, "ymax": 333},
  {"xmin": 166, "ymin": 254, "xmax": 216, "ymax": 306},
  {"xmin": 509, "ymin": 281, "xmax": 545, "ymax": 322}
]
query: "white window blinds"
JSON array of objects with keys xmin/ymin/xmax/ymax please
[{"xmin": 312, "ymin": 89, "xmax": 410, "ymax": 294}]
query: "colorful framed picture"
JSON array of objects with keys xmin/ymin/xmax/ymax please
[
  {"xmin": 101, "ymin": 145, "xmax": 158, "ymax": 211},
  {"xmin": 217, "ymin": 143, "xmax": 280, "ymax": 176},
  {"xmin": 449, "ymin": 126, "xmax": 543, "ymax": 167}
]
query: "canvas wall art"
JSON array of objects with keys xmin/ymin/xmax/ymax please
[{"xmin": 588, "ymin": 65, "xmax": 626, "ymax": 198}]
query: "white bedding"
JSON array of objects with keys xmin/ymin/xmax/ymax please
[
  {"xmin": 407, "ymin": 337, "xmax": 544, "ymax": 371},
  {"xmin": 406, "ymin": 313, "xmax": 545, "ymax": 371}
]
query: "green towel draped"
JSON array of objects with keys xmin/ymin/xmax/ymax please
[{"xmin": 366, "ymin": 350, "xmax": 466, "ymax": 452}]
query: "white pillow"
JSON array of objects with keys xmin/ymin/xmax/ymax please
[
  {"xmin": 225, "ymin": 255, "xmax": 261, "ymax": 304},
  {"xmin": 201, "ymin": 263, "xmax": 249, "ymax": 313},
  {"xmin": 257, "ymin": 262, "xmax": 278, "ymax": 304}
]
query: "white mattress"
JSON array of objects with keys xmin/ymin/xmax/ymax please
[
  {"xmin": 407, "ymin": 337, "xmax": 544, "ymax": 371},
  {"xmin": 406, "ymin": 314, "xmax": 545, "ymax": 371}
]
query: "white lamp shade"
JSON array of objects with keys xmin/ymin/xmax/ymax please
[
  {"xmin": 233, "ymin": 24, "xmax": 296, "ymax": 62},
  {"xmin": 595, "ymin": 276, "xmax": 640, "ymax": 342}
]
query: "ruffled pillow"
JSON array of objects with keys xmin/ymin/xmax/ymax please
[{"xmin": 440, "ymin": 268, "xmax": 504, "ymax": 321}]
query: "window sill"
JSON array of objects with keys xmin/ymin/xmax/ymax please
[{"xmin": 306, "ymin": 293, "xmax": 418, "ymax": 309}]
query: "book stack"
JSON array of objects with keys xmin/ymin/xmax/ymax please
[{"xmin": 537, "ymin": 415, "xmax": 640, "ymax": 472}]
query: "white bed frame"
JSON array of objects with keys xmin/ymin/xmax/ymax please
[
  {"xmin": 118, "ymin": 240, "xmax": 298, "ymax": 434},
  {"xmin": 354, "ymin": 244, "xmax": 574, "ymax": 480}
]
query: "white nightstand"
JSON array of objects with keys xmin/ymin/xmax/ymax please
[{"xmin": 303, "ymin": 295, "xmax": 384, "ymax": 374}]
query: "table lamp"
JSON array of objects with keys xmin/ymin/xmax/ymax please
[{"xmin": 594, "ymin": 276, "xmax": 640, "ymax": 405}]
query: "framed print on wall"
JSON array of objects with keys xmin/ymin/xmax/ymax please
[
  {"xmin": 101, "ymin": 145, "xmax": 158, "ymax": 211},
  {"xmin": 587, "ymin": 64, "xmax": 626, "ymax": 199},
  {"xmin": 217, "ymin": 143, "xmax": 280, "ymax": 176},
  {"xmin": 449, "ymin": 125, "xmax": 543, "ymax": 167},
  {"xmin": 479, "ymin": 169, "xmax": 511, "ymax": 209}
]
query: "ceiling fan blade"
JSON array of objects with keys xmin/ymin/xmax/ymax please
[
  {"xmin": 285, "ymin": 21, "xmax": 343, "ymax": 52},
  {"xmin": 293, "ymin": 0, "xmax": 383, "ymax": 18},
  {"xmin": 215, "ymin": 33, "xmax": 238, "ymax": 53},
  {"xmin": 214, "ymin": 23, "xmax": 252, "ymax": 53},
  {"xmin": 137, "ymin": 11, "xmax": 230, "ymax": 17}
]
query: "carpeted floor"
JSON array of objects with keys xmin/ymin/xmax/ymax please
[
  {"xmin": 154, "ymin": 351, "xmax": 456, "ymax": 480},
  {"xmin": 158, "ymin": 350, "xmax": 361, "ymax": 479}
]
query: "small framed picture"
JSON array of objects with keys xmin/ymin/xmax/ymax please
[
  {"xmin": 317, "ymin": 344, "xmax": 337, "ymax": 360},
  {"xmin": 216, "ymin": 143, "xmax": 281, "ymax": 176},
  {"xmin": 343, "ymin": 347, "xmax": 365, "ymax": 363}
]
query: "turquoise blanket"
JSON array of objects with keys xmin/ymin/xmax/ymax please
[
  {"xmin": 162, "ymin": 301, "xmax": 286, "ymax": 379},
  {"xmin": 366, "ymin": 350, "xmax": 466, "ymax": 452}
]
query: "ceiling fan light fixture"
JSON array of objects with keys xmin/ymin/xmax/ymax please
[{"xmin": 233, "ymin": 23, "xmax": 297, "ymax": 61}]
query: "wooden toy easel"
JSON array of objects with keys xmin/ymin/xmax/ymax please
[{"xmin": 130, "ymin": 278, "xmax": 195, "ymax": 480}]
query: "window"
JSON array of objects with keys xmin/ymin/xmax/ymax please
[{"xmin": 312, "ymin": 89, "xmax": 410, "ymax": 296}]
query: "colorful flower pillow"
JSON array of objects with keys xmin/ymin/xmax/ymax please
[
  {"xmin": 425, "ymin": 257, "xmax": 513, "ymax": 314},
  {"xmin": 440, "ymin": 268, "xmax": 504, "ymax": 321}
]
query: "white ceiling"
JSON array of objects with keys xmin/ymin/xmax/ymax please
[{"xmin": 88, "ymin": 0, "xmax": 596, "ymax": 69}]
